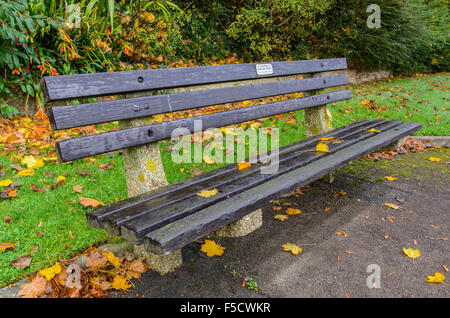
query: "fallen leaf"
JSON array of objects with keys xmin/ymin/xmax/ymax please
[
  {"xmin": 21, "ymin": 156, "xmax": 44, "ymax": 169},
  {"xmin": 31, "ymin": 184, "xmax": 45, "ymax": 193},
  {"xmin": 9, "ymin": 255, "xmax": 32, "ymax": 269},
  {"xmin": 384, "ymin": 176, "xmax": 397, "ymax": 181},
  {"xmin": 384, "ymin": 203, "xmax": 400, "ymax": 210},
  {"xmin": 126, "ymin": 257, "xmax": 149, "ymax": 279},
  {"xmin": 344, "ymin": 250, "xmax": 355, "ymax": 254},
  {"xmin": 111, "ymin": 275, "xmax": 132, "ymax": 291},
  {"xmin": 3, "ymin": 215, "xmax": 11, "ymax": 223},
  {"xmin": 281, "ymin": 243, "xmax": 303, "ymax": 255},
  {"xmin": 426, "ymin": 157, "xmax": 441, "ymax": 162},
  {"xmin": 237, "ymin": 162, "xmax": 251, "ymax": 171},
  {"xmin": 336, "ymin": 231, "xmax": 349, "ymax": 237},
  {"xmin": 0, "ymin": 179, "xmax": 13, "ymax": 187},
  {"xmin": 203, "ymin": 155, "xmax": 216, "ymax": 164},
  {"xmin": 73, "ymin": 184, "xmax": 83, "ymax": 193},
  {"xmin": 99, "ymin": 163, "xmax": 114, "ymax": 170},
  {"xmin": 86, "ymin": 252, "xmax": 108, "ymax": 269},
  {"xmin": 0, "ymin": 242, "xmax": 14, "ymax": 253},
  {"xmin": 101, "ymin": 250, "xmax": 121, "ymax": 267},
  {"xmin": 274, "ymin": 214, "xmax": 288, "ymax": 221},
  {"xmin": 197, "ymin": 188, "xmax": 218, "ymax": 198},
  {"xmin": 316, "ymin": 143, "xmax": 330, "ymax": 153},
  {"xmin": 285, "ymin": 208, "xmax": 302, "ymax": 215},
  {"xmin": 318, "ymin": 136, "xmax": 336, "ymax": 142},
  {"xmin": 200, "ymin": 240, "xmax": 225, "ymax": 257},
  {"xmin": 403, "ymin": 247, "xmax": 421, "ymax": 259},
  {"xmin": 16, "ymin": 168, "xmax": 35, "ymax": 177},
  {"xmin": 79, "ymin": 197, "xmax": 104, "ymax": 208},
  {"xmin": 17, "ymin": 274, "xmax": 47, "ymax": 298},
  {"xmin": 426, "ymin": 272, "xmax": 445, "ymax": 283},
  {"xmin": 39, "ymin": 262, "xmax": 62, "ymax": 281},
  {"xmin": 367, "ymin": 128, "xmax": 381, "ymax": 133}
]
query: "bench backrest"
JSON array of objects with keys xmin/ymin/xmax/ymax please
[{"xmin": 42, "ymin": 58, "xmax": 351, "ymax": 162}]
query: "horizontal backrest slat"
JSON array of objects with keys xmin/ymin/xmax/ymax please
[
  {"xmin": 55, "ymin": 90, "xmax": 352, "ymax": 162},
  {"xmin": 48, "ymin": 74, "xmax": 349, "ymax": 130},
  {"xmin": 41, "ymin": 58, "xmax": 347, "ymax": 101}
]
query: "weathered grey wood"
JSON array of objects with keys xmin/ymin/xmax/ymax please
[
  {"xmin": 56, "ymin": 90, "xmax": 352, "ymax": 162},
  {"xmin": 42, "ymin": 58, "xmax": 347, "ymax": 101},
  {"xmin": 48, "ymin": 75, "xmax": 349, "ymax": 130},
  {"xmin": 143, "ymin": 121, "xmax": 422, "ymax": 254},
  {"xmin": 88, "ymin": 119, "xmax": 386, "ymax": 232},
  {"xmin": 120, "ymin": 119, "xmax": 403, "ymax": 244},
  {"xmin": 86, "ymin": 119, "xmax": 376, "ymax": 228}
]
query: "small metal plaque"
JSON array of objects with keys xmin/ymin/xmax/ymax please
[{"xmin": 255, "ymin": 63, "xmax": 273, "ymax": 76}]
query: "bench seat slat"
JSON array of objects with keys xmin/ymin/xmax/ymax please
[
  {"xmin": 86, "ymin": 119, "xmax": 374, "ymax": 228},
  {"xmin": 56, "ymin": 90, "xmax": 352, "ymax": 162},
  {"xmin": 90, "ymin": 119, "xmax": 387, "ymax": 236},
  {"xmin": 143, "ymin": 121, "xmax": 422, "ymax": 254},
  {"xmin": 120, "ymin": 120, "xmax": 404, "ymax": 244},
  {"xmin": 49, "ymin": 75, "xmax": 349, "ymax": 130},
  {"xmin": 42, "ymin": 58, "xmax": 347, "ymax": 101}
]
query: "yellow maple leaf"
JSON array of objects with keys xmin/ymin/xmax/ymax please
[
  {"xmin": 200, "ymin": 240, "xmax": 225, "ymax": 257},
  {"xmin": 384, "ymin": 176, "xmax": 397, "ymax": 181},
  {"xmin": 39, "ymin": 262, "xmax": 62, "ymax": 281},
  {"xmin": 384, "ymin": 203, "xmax": 400, "ymax": 210},
  {"xmin": 367, "ymin": 128, "xmax": 381, "ymax": 133},
  {"xmin": 237, "ymin": 162, "xmax": 251, "ymax": 171},
  {"xmin": 0, "ymin": 179, "xmax": 13, "ymax": 187},
  {"xmin": 111, "ymin": 276, "xmax": 132, "ymax": 291},
  {"xmin": 403, "ymin": 247, "xmax": 421, "ymax": 259},
  {"xmin": 316, "ymin": 143, "xmax": 330, "ymax": 153},
  {"xmin": 426, "ymin": 157, "xmax": 441, "ymax": 162},
  {"xmin": 285, "ymin": 208, "xmax": 302, "ymax": 215},
  {"xmin": 281, "ymin": 243, "xmax": 303, "ymax": 255},
  {"xmin": 203, "ymin": 155, "xmax": 216, "ymax": 164},
  {"xmin": 197, "ymin": 188, "xmax": 218, "ymax": 198},
  {"xmin": 16, "ymin": 168, "xmax": 35, "ymax": 177},
  {"xmin": 426, "ymin": 272, "xmax": 445, "ymax": 283},
  {"xmin": 101, "ymin": 250, "xmax": 121, "ymax": 267},
  {"xmin": 21, "ymin": 156, "xmax": 44, "ymax": 169},
  {"xmin": 274, "ymin": 214, "xmax": 288, "ymax": 221}
]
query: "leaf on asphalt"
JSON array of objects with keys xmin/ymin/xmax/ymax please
[
  {"xmin": 0, "ymin": 179, "xmax": 13, "ymax": 187},
  {"xmin": 125, "ymin": 257, "xmax": 149, "ymax": 279},
  {"xmin": 39, "ymin": 262, "xmax": 62, "ymax": 281},
  {"xmin": 403, "ymin": 247, "xmax": 421, "ymax": 259},
  {"xmin": 426, "ymin": 272, "xmax": 445, "ymax": 283},
  {"xmin": 9, "ymin": 255, "xmax": 32, "ymax": 269},
  {"xmin": 79, "ymin": 197, "xmax": 104, "ymax": 208},
  {"xmin": 17, "ymin": 274, "xmax": 47, "ymax": 298},
  {"xmin": 281, "ymin": 243, "xmax": 303, "ymax": 255},
  {"xmin": 426, "ymin": 157, "xmax": 441, "ymax": 162},
  {"xmin": 111, "ymin": 275, "xmax": 132, "ymax": 291},
  {"xmin": 16, "ymin": 168, "xmax": 35, "ymax": 177},
  {"xmin": 336, "ymin": 231, "xmax": 349, "ymax": 237},
  {"xmin": 274, "ymin": 214, "xmax": 288, "ymax": 221},
  {"xmin": 73, "ymin": 184, "xmax": 83, "ymax": 193},
  {"xmin": 0, "ymin": 242, "xmax": 15, "ymax": 253},
  {"xmin": 197, "ymin": 188, "xmax": 218, "ymax": 198},
  {"xmin": 200, "ymin": 240, "xmax": 225, "ymax": 257},
  {"xmin": 384, "ymin": 176, "xmax": 397, "ymax": 181},
  {"xmin": 316, "ymin": 143, "xmax": 330, "ymax": 153},
  {"xmin": 237, "ymin": 162, "xmax": 251, "ymax": 171},
  {"xmin": 384, "ymin": 203, "xmax": 400, "ymax": 210},
  {"xmin": 285, "ymin": 208, "xmax": 301, "ymax": 215},
  {"xmin": 101, "ymin": 250, "xmax": 121, "ymax": 267}
]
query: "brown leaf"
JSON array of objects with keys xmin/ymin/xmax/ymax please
[
  {"xmin": 85, "ymin": 252, "xmax": 108, "ymax": 269},
  {"xmin": 9, "ymin": 255, "xmax": 32, "ymax": 269},
  {"xmin": 99, "ymin": 163, "xmax": 114, "ymax": 170},
  {"xmin": 79, "ymin": 197, "xmax": 104, "ymax": 208},
  {"xmin": 3, "ymin": 215, "xmax": 11, "ymax": 223},
  {"xmin": 125, "ymin": 257, "xmax": 149, "ymax": 279},
  {"xmin": 73, "ymin": 184, "xmax": 83, "ymax": 193},
  {"xmin": 17, "ymin": 274, "xmax": 47, "ymax": 298},
  {"xmin": 31, "ymin": 184, "xmax": 45, "ymax": 193}
]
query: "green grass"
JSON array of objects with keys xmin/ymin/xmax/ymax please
[{"xmin": 0, "ymin": 72, "xmax": 448, "ymax": 287}]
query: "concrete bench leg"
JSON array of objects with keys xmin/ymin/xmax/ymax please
[
  {"xmin": 122, "ymin": 117, "xmax": 183, "ymax": 275},
  {"xmin": 209, "ymin": 209, "xmax": 263, "ymax": 238}
]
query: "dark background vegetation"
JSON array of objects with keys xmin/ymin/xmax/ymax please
[{"xmin": 0, "ymin": 0, "xmax": 448, "ymax": 117}]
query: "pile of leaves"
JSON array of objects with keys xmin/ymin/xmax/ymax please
[
  {"xmin": 17, "ymin": 247, "xmax": 148, "ymax": 298},
  {"xmin": 366, "ymin": 137, "xmax": 432, "ymax": 161}
]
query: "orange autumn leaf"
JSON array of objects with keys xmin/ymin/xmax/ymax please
[
  {"xmin": 0, "ymin": 242, "xmax": 15, "ymax": 253},
  {"xmin": 101, "ymin": 250, "xmax": 121, "ymax": 267},
  {"xmin": 237, "ymin": 162, "xmax": 251, "ymax": 171},
  {"xmin": 285, "ymin": 208, "xmax": 301, "ymax": 215},
  {"xmin": 200, "ymin": 240, "xmax": 225, "ymax": 257},
  {"xmin": 79, "ymin": 197, "xmax": 104, "ymax": 208},
  {"xmin": 111, "ymin": 275, "xmax": 132, "ymax": 291},
  {"xmin": 281, "ymin": 243, "xmax": 303, "ymax": 255},
  {"xmin": 384, "ymin": 203, "xmax": 400, "ymax": 210},
  {"xmin": 17, "ymin": 274, "xmax": 48, "ymax": 298}
]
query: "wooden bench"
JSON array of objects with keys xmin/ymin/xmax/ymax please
[{"xmin": 41, "ymin": 58, "xmax": 421, "ymax": 274}]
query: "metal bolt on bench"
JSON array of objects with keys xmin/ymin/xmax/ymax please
[{"xmin": 41, "ymin": 58, "xmax": 421, "ymax": 274}]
